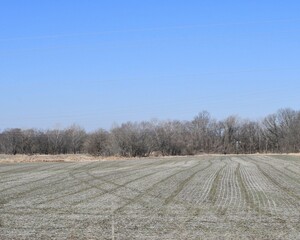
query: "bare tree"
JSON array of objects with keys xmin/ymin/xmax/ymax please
[
  {"xmin": 85, "ymin": 129, "xmax": 111, "ymax": 156},
  {"xmin": 111, "ymin": 122, "xmax": 153, "ymax": 157},
  {"xmin": 220, "ymin": 116, "xmax": 240, "ymax": 154},
  {"xmin": 191, "ymin": 111, "xmax": 214, "ymax": 153},
  {"xmin": 239, "ymin": 121, "xmax": 261, "ymax": 153},
  {"xmin": 46, "ymin": 128, "xmax": 64, "ymax": 154},
  {"xmin": 262, "ymin": 113, "xmax": 281, "ymax": 153},
  {"xmin": 0, "ymin": 108, "xmax": 299, "ymax": 156},
  {"xmin": 65, "ymin": 125, "xmax": 86, "ymax": 154},
  {"xmin": 0, "ymin": 129, "xmax": 24, "ymax": 155}
]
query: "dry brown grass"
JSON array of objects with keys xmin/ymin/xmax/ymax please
[
  {"xmin": 0, "ymin": 154, "xmax": 132, "ymax": 163},
  {"xmin": 0, "ymin": 153, "xmax": 299, "ymax": 164}
]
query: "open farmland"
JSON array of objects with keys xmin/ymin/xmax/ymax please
[{"xmin": 0, "ymin": 155, "xmax": 300, "ymax": 239}]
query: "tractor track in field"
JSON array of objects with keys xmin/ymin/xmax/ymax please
[
  {"xmin": 70, "ymin": 167, "xmax": 177, "ymax": 206},
  {"xmin": 207, "ymin": 162, "xmax": 227, "ymax": 205},
  {"xmin": 82, "ymin": 157, "xmax": 206, "ymax": 206},
  {"xmin": 164, "ymin": 160, "xmax": 213, "ymax": 205},
  {"xmin": 235, "ymin": 162, "xmax": 256, "ymax": 212},
  {"xmin": 1, "ymin": 159, "xmax": 186, "ymax": 212},
  {"xmin": 161, "ymin": 158, "xmax": 226, "ymax": 226},
  {"xmin": 250, "ymin": 156, "xmax": 300, "ymax": 184},
  {"xmin": 0, "ymin": 163, "xmax": 78, "ymax": 193},
  {"xmin": 1, "ymin": 155, "xmax": 300, "ymax": 240},
  {"xmin": 164, "ymin": 157, "xmax": 227, "ymax": 221},
  {"xmin": 0, "ymin": 163, "xmax": 58, "ymax": 175},
  {"xmin": 241, "ymin": 156, "xmax": 300, "ymax": 220},
  {"xmin": 0, "ymin": 162, "xmax": 72, "ymax": 185},
  {"xmin": 113, "ymin": 160, "xmax": 209, "ymax": 214},
  {"xmin": 248, "ymin": 158, "xmax": 300, "ymax": 202},
  {"xmin": 1, "ymin": 161, "xmax": 140, "ymax": 207},
  {"xmin": 34, "ymin": 158, "xmax": 188, "ymax": 206},
  {"xmin": 0, "ymin": 162, "xmax": 114, "ymax": 204}
]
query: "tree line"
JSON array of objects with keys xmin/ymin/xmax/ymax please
[{"xmin": 0, "ymin": 108, "xmax": 299, "ymax": 156}]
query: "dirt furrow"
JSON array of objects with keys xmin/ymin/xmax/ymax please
[
  {"xmin": 164, "ymin": 160, "xmax": 213, "ymax": 205},
  {"xmin": 251, "ymin": 160, "xmax": 300, "ymax": 201},
  {"xmin": 242, "ymin": 156, "xmax": 300, "ymax": 219},
  {"xmin": 207, "ymin": 162, "xmax": 227, "ymax": 204},
  {"xmin": 253, "ymin": 156, "xmax": 300, "ymax": 184},
  {"xmin": 1, "ymin": 155, "xmax": 300, "ymax": 239},
  {"xmin": 34, "ymin": 158, "xmax": 190, "ymax": 207},
  {"xmin": 113, "ymin": 160, "xmax": 208, "ymax": 213}
]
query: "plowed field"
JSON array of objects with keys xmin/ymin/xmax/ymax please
[{"xmin": 1, "ymin": 155, "xmax": 299, "ymax": 239}]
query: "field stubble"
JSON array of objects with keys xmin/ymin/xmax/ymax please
[{"xmin": 0, "ymin": 155, "xmax": 300, "ymax": 239}]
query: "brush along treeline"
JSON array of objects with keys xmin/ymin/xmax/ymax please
[{"xmin": 1, "ymin": 108, "xmax": 300, "ymax": 156}]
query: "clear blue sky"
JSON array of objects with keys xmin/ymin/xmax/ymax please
[{"xmin": 1, "ymin": 1, "xmax": 300, "ymax": 131}]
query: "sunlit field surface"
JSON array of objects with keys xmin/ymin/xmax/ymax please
[{"xmin": 0, "ymin": 155, "xmax": 299, "ymax": 239}]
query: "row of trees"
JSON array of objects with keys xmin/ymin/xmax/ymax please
[{"xmin": 1, "ymin": 108, "xmax": 299, "ymax": 156}]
